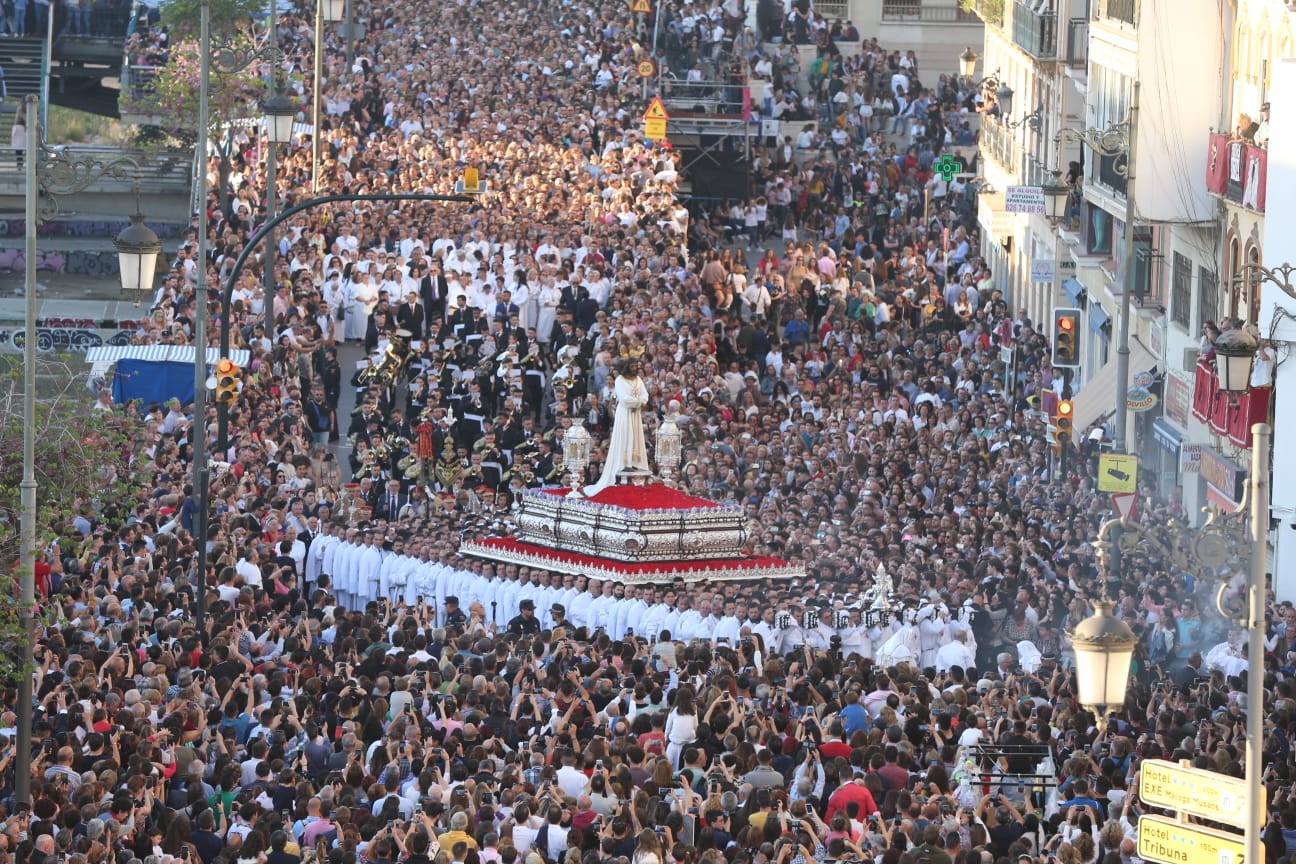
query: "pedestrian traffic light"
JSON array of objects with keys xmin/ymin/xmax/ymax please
[
  {"xmin": 215, "ymin": 358, "xmax": 240, "ymax": 405},
  {"xmin": 1056, "ymin": 399, "xmax": 1073, "ymax": 447},
  {"xmin": 1052, "ymin": 308, "xmax": 1080, "ymax": 368}
]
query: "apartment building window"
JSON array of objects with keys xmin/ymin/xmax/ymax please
[
  {"xmin": 1087, "ymin": 67, "xmax": 1132, "ymax": 196},
  {"xmin": 1171, "ymin": 252, "xmax": 1192, "ymax": 329},
  {"xmin": 1197, "ymin": 267, "xmax": 1219, "ymax": 330}
]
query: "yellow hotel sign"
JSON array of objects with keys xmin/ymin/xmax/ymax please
[
  {"xmin": 1139, "ymin": 759, "xmax": 1258, "ymax": 827},
  {"xmin": 1137, "ymin": 815, "xmax": 1244, "ymax": 864}
]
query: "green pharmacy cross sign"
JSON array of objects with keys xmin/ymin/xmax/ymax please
[{"xmin": 933, "ymin": 155, "xmax": 967, "ymax": 181}]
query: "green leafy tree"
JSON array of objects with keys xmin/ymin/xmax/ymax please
[
  {"xmin": 121, "ymin": 29, "xmax": 273, "ymax": 216},
  {"xmin": 959, "ymin": 0, "xmax": 1005, "ymax": 26},
  {"xmin": 158, "ymin": 0, "xmax": 266, "ymax": 41},
  {"xmin": 0, "ymin": 357, "xmax": 134, "ymax": 683}
]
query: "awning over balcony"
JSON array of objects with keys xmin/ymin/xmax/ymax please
[
  {"xmin": 1071, "ymin": 340, "xmax": 1159, "ymax": 434},
  {"xmin": 1063, "ymin": 278, "xmax": 1085, "ymax": 304},
  {"xmin": 1090, "ymin": 304, "xmax": 1109, "ymax": 333}
]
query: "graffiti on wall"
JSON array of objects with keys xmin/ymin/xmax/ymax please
[{"xmin": 0, "ymin": 318, "xmax": 145, "ymax": 354}]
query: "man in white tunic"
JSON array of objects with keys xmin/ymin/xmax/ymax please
[
  {"xmin": 588, "ymin": 581, "xmax": 617, "ymax": 634},
  {"xmin": 357, "ymin": 533, "xmax": 383, "ymax": 609},
  {"xmin": 568, "ymin": 577, "xmax": 597, "ymax": 629},
  {"xmin": 675, "ymin": 596, "xmax": 703, "ymax": 643},
  {"xmin": 918, "ymin": 604, "xmax": 950, "ymax": 669},
  {"xmin": 714, "ymin": 598, "xmax": 743, "ymax": 646},
  {"xmin": 840, "ymin": 608, "xmax": 873, "ymax": 661},
  {"xmin": 333, "ymin": 533, "xmax": 359, "ymax": 610}
]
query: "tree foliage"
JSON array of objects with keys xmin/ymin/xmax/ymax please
[
  {"xmin": 122, "ymin": 31, "xmax": 270, "ymax": 146},
  {"xmin": 159, "ymin": 0, "xmax": 267, "ymax": 41},
  {"xmin": 0, "ymin": 357, "xmax": 135, "ymax": 683},
  {"xmin": 121, "ymin": 29, "xmax": 272, "ymax": 214}
]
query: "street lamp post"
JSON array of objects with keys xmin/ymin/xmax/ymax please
[
  {"xmin": 19, "ymin": 93, "xmax": 161, "ymax": 806},
  {"xmin": 1070, "ymin": 417, "xmax": 1267, "ymax": 864},
  {"xmin": 958, "ymin": 46, "xmax": 977, "ymax": 85},
  {"xmin": 262, "ymin": 88, "xmax": 297, "ymax": 338},
  {"xmin": 192, "ymin": 0, "xmax": 288, "ymax": 630},
  {"xmin": 311, "ymin": 0, "xmax": 345, "ymax": 194}
]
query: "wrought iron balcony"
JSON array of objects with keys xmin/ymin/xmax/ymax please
[
  {"xmin": 1102, "ymin": 0, "xmax": 1137, "ymax": 25},
  {"xmin": 1067, "ymin": 18, "xmax": 1088, "ymax": 66},
  {"xmin": 1013, "ymin": 3, "xmax": 1057, "ymax": 59},
  {"xmin": 979, "ymin": 117, "xmax": 1019, "ymax": 174}
]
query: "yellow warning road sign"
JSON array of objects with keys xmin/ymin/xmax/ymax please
[
  {"xmin": 630, "ymin": 0, "xmax": 651, "ymax": 12},
  {"xmin": 644, "ymin": 96, "xmax": 669, "ymax": 140}
]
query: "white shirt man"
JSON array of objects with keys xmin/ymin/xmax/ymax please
[
  {"xmin": 936, "ymin": 631, "xmax": 976, "ymax": 674},
  {"xmin": 235, "ymin": 550, "xmax": 263, "ymax": 589}
]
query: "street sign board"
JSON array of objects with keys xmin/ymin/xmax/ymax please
[
  {"xmin": 631, "ymin": 0, "xmax": 651, "ymax": 12},
  {"xmin": 1136, "ymin": 815, "xmax": 1245, "ymax": 864},
  {"xmin": 636, "ymin": 59, "xmax": 656, "ymax": 78},
  {"xmin": 1138, "ymin": 759, "xmax": 1257, "ymax": 826},
  {"xmin": 1005, "ymin": 185, "xmax": 1045, "ymax": 214},
  {"xmin": 1097, "ymin": 453, "xmax": 1138, "ymax": 493}
]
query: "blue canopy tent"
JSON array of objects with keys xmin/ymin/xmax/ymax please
[{"xmin": 84, "ymin": 346, "xmax": 252, "ymax": 407}]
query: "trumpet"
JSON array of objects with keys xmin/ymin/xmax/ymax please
[{"xmin": 387, "ymin": 434, "xmax": 411, "ymax": 451}]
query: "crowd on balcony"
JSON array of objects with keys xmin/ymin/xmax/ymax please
[
  {"xmin": 13, "ymin": 3, "xmax": 1294, "ymax": 864},
  {"xmin": 1235, "ymin": 102, "xmax": 1270, "ymax": 149}
]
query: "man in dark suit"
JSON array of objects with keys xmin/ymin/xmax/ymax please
[
  {"xmin": 374, "ymin": 479, "xmax": 407, "ymax": 521},
  {"xmin": 1171, "ymin": 652, "xmax": 1206, "ymax": 689},
  {"xmin": 418, "ymin": 261, "xmax": 447, "ymax": 329},
  {"xmin": 396, "ymin": 290, "xmax": 425, "ymax": 335}
]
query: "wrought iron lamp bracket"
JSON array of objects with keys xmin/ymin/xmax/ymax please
[
  {"xmin": 35, "ymin": 146, "xmax": 144, "ymax": 223},
  {"xmin": 1091, "ymin": 496, "xmax": 1254, "ymax": 626}
]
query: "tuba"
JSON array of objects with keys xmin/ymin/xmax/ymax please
[{"xmin": 358, "ymin": 329, "xmax": 415, "ymax": 387}]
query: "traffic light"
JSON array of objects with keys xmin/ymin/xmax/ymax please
[
  {"xmin": 215, "ymin": 358, "xmax": 240, "ymax": 405},
  {"xmin": 1052, "ymin": 307, "xmax": 1081, "ymax": 368},
  {"xmin": 455, "ymin": 167, "xmax": 487, "ymax": 195},
  {"xmin": 1056, "ymin": 399, "xmax": 1073, "ymax": 447}
]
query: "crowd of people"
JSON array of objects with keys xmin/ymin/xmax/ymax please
[{"xmin": 16, "ymin": 4, "xmax": 1295, "ymax": 864}]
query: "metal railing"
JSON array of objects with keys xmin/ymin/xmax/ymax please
[
  {"xmin": 0, "ymin": 145, "xmax": 192, "ymax": 186},
  {"xmin": 817, "ymin": 0, "xmax": 850, "ymax": 19},
  {"xmin": 980, "ymin": 118, "xmax": 1019, "ymax": 174},
  {"xmin": 660, "ymin": 79, "xmax": 746, "ymax": 116},
  {"xmin": 881, "ymin": 1, "xmax": 979, "ymax": 20},
  {"xmin": 1067, "ymin": 18, "xmax": 1089, "ymax": 67},
  {"xmin": 1095, "ymin": 151, "xmax": 1128, "ymax": 197},
  {"xmin": 1023, "ymin": 154, "xmax": 1052, "ymax": 188},
  {"xmin": 1013, "ymin": 2, "xmax": 1057, "ymax": 59},
  {"xmin": 120, "ymin": 64, "xmax": 161, "ymax": 102},
  {"xmin": 1103, "ymin": 0, "xmax": 1137, "ymax": 25}
]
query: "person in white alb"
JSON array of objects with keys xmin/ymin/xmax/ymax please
[{"xmin": 664, "ymin": 686, "xmax": 699, "ymax": 770}]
